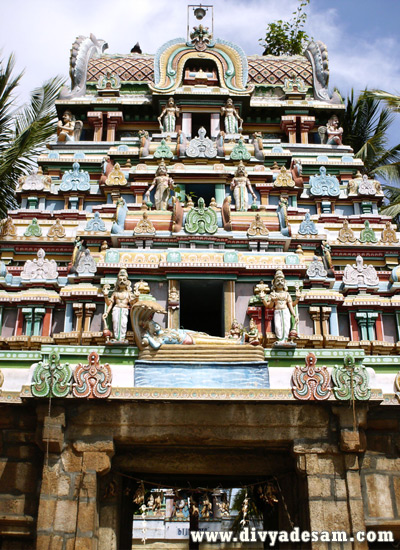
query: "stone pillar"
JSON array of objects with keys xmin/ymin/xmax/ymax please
[
  {"xmin": 210, "ymin": 113, "xmax": 220, "ymax": 138},
  {"xmin": 21, "ymin": 307, "xmax": 33, "ymax": 337},
  {"xmin": 182, "ymin": 113, "xmax": 192, "ymax": 138},
  {"xmin": 309, "ymin": 306, "xmax": 321, "ymax": 335},
  {"xmin": 168, "ymin": 280, "xmax": 180, "ymax": 329},
  {"xmin": 224, "ymin": 281, "xmax": 235, "ymax": 334},
  {"xmin": 42, "ymin": 307, "xmax": 53, "ymax": 337},
  {"xmin": 84, "ymin": 303, "xmax": 97, "ymax": 332},
  {"xmin": 375, "ymin": 313, "xmax": 384, "ymax": 340},
  {"xmin": 73, "ymin": 303, "xmax": 84, "ymax": 333},
  {"xmin": 300, "ymin": 116, "xmax": 315, "ymax": 144},
  {"xmin": 36, "ymin": 407, "xmax": 115, "ymax": 550},
  {"xmin": 88, "ymin": 111, "xmax": 104, "ymax": 142},
  {"xmin": 329, "ymin": 306, "xmax": 339, "ymax": 336},
  {"xmin": 33, "ymin": 307, "xmax": 46, "ymax": 336},
  {"xmin": 214, "ymin": 184, "xmax": 225, "ymax": 206},
  {"xmin": 355, "ymin": 312, "xmax": 368, "ymax": 340},
  {"xmin": 64, "ymin": 302, "xmax": 74, "ymax": 332},
  {"xmin": 321, "ymin": 306, "xmax": 332, "ymax": 337},
  {"xmin": 294, "ymin": 439, "xmax": 368, "ymax": 550},
  {"xmin": 366, "ymin": 312, "xmax": 378, "ymax": 340},
  {"xmin": 281, "ymin": 115, "xmax": 297, "ymax": 144},
  {"xmin": 106, "ymin": 112, "xmax": 123, "ymax": 142}
]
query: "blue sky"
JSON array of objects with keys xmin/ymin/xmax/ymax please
[{"xmin": 2, "ymin": 0, "xmax": 399, "ymax": 142}]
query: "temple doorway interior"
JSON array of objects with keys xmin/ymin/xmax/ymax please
[{"xmin": 179, "ymin": 279, "xmax": 224, "ymax": 336}]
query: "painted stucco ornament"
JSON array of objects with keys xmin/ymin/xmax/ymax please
[
  {"xmin": 306, "ymin": 256, "xmax": 327, "ymax": 280},
  {"xmin": 230, "ymin": 161, "xmax": 256, "ymax": 211},
  {"xmin": 230, "ymin": 139, "xmax": 251, "ymax": 161},
  {"xmin": 76, "ymin": 248, "xmax": 97, "ymax": 275},
  {"xmin": 298, "ymin": 212, "xmax": 318, "ymax": 235},
  {"xmin": 24, "ymin": 218, "xmax": 42, "ymax": 238},
  {"xmin": 309, "ymin": 166, "xmax": 340, "ymax": 197},
  {"xmin": 380, "ymin": 221, "xmax": 399, "ymax": 244},
  {"xmin": 145, "ymin": 160, "xmax": 174, "ymax": 210},
  {"xmin": 47, "ymin": 219, "xmax": 66, "ymax": 239},
  {"xmin": 105, "ymin": 163, "xmax": 127, "ymax": 186},
  {"xmin": 111, "ymin": 197, "xmax": 128, "ymax": 234},
  {"xmin": 96, "ymin": 70, "xmax": 121, "ymax": 92},
  {"xmin": 332, "ymin": 354, "xmax": 371, "ymax": 401},
  {"xmin": 60, "ymin": 162, "xmax": 90, "ymax": 192},
  {"xmin": 337, "ymin": 220, "xmax": 356, "ymax": 243},
  {"xmin": 274, "ymin": 166, "xmax": 295, "ymax": 188},
  {"xmin": 292, "ymin": 352, "xmax": 331, "ymax": 401},
  {"xmin": 1, "ymin": 217, "xmax": 17, "ymax": 238},
  {"xmin": 247, "ymin": 214, "xmax": 269, "ymax": 237},
  {"xmin": 85, "ymin": 211, "xmax": 106, "ymax": 232},
  {"xmin": 31, "ymin": 351, "xmax": 72, "ymax": 398},
  {"xmin": 358, "ymin": 174, "xmax": 377, "ymax": 195},
  {"xmin": 342, "ymin": 255, "xmax": 379, "ymax": 289},
  {"xmin": 21, "ymin": 249, "xmax": 58, "ymax": 281},
  {"xmin": 186, "ymin": 127, "xmax": 217, "ymax": 159},
  {"xmin": 133, "ymin": 211, "xmax": 156, "ymax": 235},
  {"xmin": 359, "ymin": 220, "xmax": 377, "ymax": 243},
  {"xmin": 154, "ymin": 139, "xmax": 174, "ymax": 159},
  {"xmin": 72, "ymin": 351, "xmax": 112, "ymax": 399},
  {"xmin": 184, "ymin": 198, "xmax": 218, "ymax": 235},
  {"xmin": 18, "ymin": 167, "xmax": 52, "ymax": 192}
]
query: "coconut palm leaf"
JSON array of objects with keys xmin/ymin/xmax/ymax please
[{"xmin": 0, "ymin": 53, "xmax": 64, "ymax": 218}]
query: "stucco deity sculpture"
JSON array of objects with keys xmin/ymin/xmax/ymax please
[
  {"xmin": 158, "ymin": 97, "xmax": 180, "ymax": 132},
  {"xmin": 145, "ymin": 160, "xmax": 174, "ymax": 210},
  {"xmin": 226, "ymin": 319, "xmax": 242, "ymax": 339},
  {"xmin": 102, "ymin": 269, "xmax": 137, "ymax": 343},
  {"xmin": 221, "ymin": 98, "xmax": 243, "ymax": 134},
  {"xmin": 262, "ymin": 271, "xmax": 301, "ymax": 345},
  {"xmin": 244, "ymin": 319, "xmax": 261, "ymax": 345},
  {"xmin": 230, "ymin": 161, "xmax": 256, "ymax": 211},
  {"xmin": 326, "ymin": 115, "xmax": 343, "ymax": 145},
  {"xmin": 56, "ymin": 111, "xmax": 75, "ymax": 142}
]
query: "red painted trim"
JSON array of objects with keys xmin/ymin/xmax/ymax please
[
  {"xmin": 350, "ymin": 313, "xmax": 359, "ymax": 341},
  {"xmin": 375, "ymin": 313, "xmax": 384, "ymax": 341}
]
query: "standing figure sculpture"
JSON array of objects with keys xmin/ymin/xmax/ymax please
[
  {"xmin": 262, "ymin": 270, "xmax": 301, "ymax": 345},
  {"xmin": 230, "ymin": 161, "xmax": 256, "ymax": 211},
  {"xmin": 102, "ymin": 269, "xmax": 137, "ymax": 343},
  {"xmin": 158, "ymin": 97, "xmax": 180, "ymax": 132},
  {"xmin": 57, "ymin": 111, "xmax": 75, "ymax": 142},
  {"xmin": 326, "ymin": 115, "xmax": 343, "ymax": 145},
  {"xmin": 145, "ymin": 160, "xmax": 175, "ymax": 210},
  {"xmin": 221, "ymin": 98, "xmax": 243, "ymax": 134}
]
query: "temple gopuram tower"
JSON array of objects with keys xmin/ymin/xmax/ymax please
[{"xmin": 0, "ymin": 6, "xmax": 399, "ymax": 549}]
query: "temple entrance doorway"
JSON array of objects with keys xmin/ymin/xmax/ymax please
[{"xmin": 179, "ymin": 279, "xmax": 224, "ymax": 336}]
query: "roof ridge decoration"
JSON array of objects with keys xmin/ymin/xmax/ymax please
[
  {"xmin": 304, "ymin": 41, "xmax": 341, "ymax": 104},
  {"xmin": 59, "ymin": 34, "xmax": 108, "ymax": 99},
  {"xmin": 151, "ymin": 35, "xmax": 252, "ymax": 94}
]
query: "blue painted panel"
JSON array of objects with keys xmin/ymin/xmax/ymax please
[{"xmin": 134, "ymin": 361, "xmax": 269, "ymax": 389}]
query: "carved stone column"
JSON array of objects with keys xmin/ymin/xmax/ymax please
[
  {"xmin": 309, "ymin": 306, "xmax": 321, "ymax": 335},
  {"xmin": 21, "ymin": 307, "xmax": 33, "ymax": 337},
  {"xmin": 355, "ymin": 312, "xmax": 368, "ymax": 340},
  {"xmin": 321, "ymin": 306, "xmax": 332, "ymax": 337},
  {"xmin": 168, "ymin": 280, "xmax": 180, "ymax": 330},
  {"xmin": 224, "ymin": 281, "xmax": 235, "ymax": 335},
  {"xmin": 33, "ymin": 307, "xmax": 46, "ymax": 336},
  {"xmin": 281, "ymin": 115, "xmax": 297, "ymax": 144},
  {"xmin": 73, "ymin": 302, "xmax": 84, "ymax": 333},
  {"xmin": 300, "ymin": 116, "xmax": 315, "ymax": 144},
  {"xmin": 106, "ymin": 111, "xmax": 123, "ymax": 142},
  {"xmin": 84, "ymin": 303, "xmax": 97, "ymax": 332},
  {"xmin": 366, "ymin": 312, "xmax": 378, "ymax": 341},
  {"xmin": 88, "ymin": 111, "xmax": 104, "ymax": 142}
]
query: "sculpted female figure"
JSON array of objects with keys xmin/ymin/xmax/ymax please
[
  {"xmin": 158, "ymin": 97, "xmax": 180, "ymax": 132},
  {"xmin": 221, "ymin": 98, "xmax": 243, "ymax": 134},
  {"xmin": 262, "ymin": 270, "xmax": 300, "ymax": 344},
  {"xmin": 57, "ymin": 111, "xmax": 75, "ymax": 142},
  {"xmin": 145, "ymin": 160, "xmax": 175, "ymax": 210},
  {"xmin": 230, "ymin": 161, "xmax": 256, "ymax": 211},
  {"xmin": 326, "ymin": 115, "xmax": 343, "ymax": 145},
  {"xmin": 103, "ymin": 269, "xmax": 137, "ymax": 343}
]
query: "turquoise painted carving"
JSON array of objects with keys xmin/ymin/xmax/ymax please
[
  {"xmin": 230, "ymin": 139, "xmax": 251, "ymax": 161},
  {"xmin": 285, "ymin": 254, "xmax": 300, "ymax": 265},
  {"xmin": 85, "ymin": 211, "xmax": 106, "ymax": 232},
  {"xmin": 298, "ymin": 212, "xmax": 318, "ymax": 235},
  {"xmin": 60, "ymin": 162, "xmax": 90, "ymax": 192},
  {"xmin": 24, "ymin": 218, "xmax": 42, "ymax": 237},
  {"xmin": 72, "ymin": 351, "xmax": 112, "ymax": 399},
  {"xmin": 184, "ymin": 198, "xmax": 218, "ymax": 235},
  {"xmin": 154, "ymin": 139, "xmax": 173, "ymax": 159},
  {"xmin": 359, "ymin": 220, "xmax": 377, "ymax": 243},
  {"xmin": 309, "ymin": 166, "xmax": 340, "ymax": 197},
  {"xmin": 292, "ymin": 352, "xmax": 331, "ymax": 400},
  {"xmin": 111, "ymin": 198, "xmax": 127, "ymax": 234},
  {"xmin": 332, "ymin": 354, "xmax": 371, "ymax": 401},
  {"xmin": 224, "ymin": 251, "xmax": 238, "ymax": 263},
  {"xmin": 186, "ymin": 127, "xmax": 217, "ymax": 159},
  {"xmin": 31, "ymin": 351, "xmax": 72, "ymax": 398},
  {"xmin": 105, "ymin": 250, "xmax": 120, "ymax": 263},
  {"xmin": 167, "ymin": 251, "xmax": 181, "ymax": 263}
]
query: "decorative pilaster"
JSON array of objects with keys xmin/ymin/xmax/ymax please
[
  {"xmin": 168, "ymin": 280, "xmax": 180, "ymax": 329},
  {"xmin": 321, "ymin": 306, "xmax": 332, "ymax": 337},
  {"xmin": 366, "ymin": 312, "xmax": 378, "ymax": 340},
  {"xmin": 224, "ymin": 281, "xmax": 235, "ymax": 335},
  {"xmin": 329, "ymin": 306, "xmax": 339, "ymax": 336},
  {"xmin": 280, "ymin": 115, "xmax": 297, "ymax": 143},
  {"xmin": 106, "ymin": 111, "xmax": 123, "ymax": 141},
  {"xmin": 33, "ymin": 307, "xmax": 46, "ymax": 336},
  {"xmin": 73, "ymin": 303, "xmax": 84, "ymax": 333},
  {"xmin": 309, "ymin": 306, "xmax": 321, "ymax": 335},
  {"xmin": 299, "ymin": 116, "xmax": 315, "ymax": 144},
  {"xmin": 88, "ymin": 111, "xmax": 104, "ymax": 141},
  {"xmin": 22, "ymin": 307, "xmax": 33, "ymax": 337},
  {"xmin": 64, "ymin": 302, "xmax": 74, "ymax": 332},
  {"xmin": 84, "ymin": 303, "xmax": 97, "ymax": 332},
  {"xmin": 355, "ymin": 312, "xmax": 368, "ymax": 340}
]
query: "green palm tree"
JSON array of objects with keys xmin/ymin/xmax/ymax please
[
  {"xmin": 341, "ymin": 89, "xmax": 400, "ymax": 184},
  {"xmin": 0, "ymin": 53, "xmax": 64, "ymax": 219}
]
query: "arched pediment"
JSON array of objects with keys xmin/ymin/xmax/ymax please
[{"xmin": 151, "ymin": 35, "xmax": 253, "ymax": 94}]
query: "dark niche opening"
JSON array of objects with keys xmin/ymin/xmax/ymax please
[
  {"xmin": 191, "ymin": 112, "xmax": 212, "ymax": 139},
  {"xmin": 179, "ymin": 279, "xmax": 224, "ymax": 337},
  {"xmin": 184, "ymin": 183, "xmax": 216, "ymax": 207}
]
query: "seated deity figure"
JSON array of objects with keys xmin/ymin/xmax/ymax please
[
  {"xmin": 57, "ymin": 111, "xmax": 75, "ymax": 142},
  {"xmin": 141, "ymin": 320, "xmax": 244, "ymax": 350},
  {"xmin": 145, "ymin": 160, "xmax": 175, "ymax": 210},
  {"xmin": 326, "ymin": 115, "xmax": 343, "ymax": 145},
  {"xmin": 221, "ymin": 98, "xmax": 243, "ymax": 134},
  {"xmin": 102, "ymin": 269, "xmax": 137, "ymax": 343},
  {"xmin": 230, "ymin": 161, "xmax": 257, "ymax": 211},
  {"xmin": 158, "ymin": 97, "xmax": 180, "ymax": 132},
  {"xmin": 244, "ymin": 318, "xmax": 261, "ymax": 345},
  {"xmin": 262, "ymin": 270, "xmax": 301, "ymax": 344}
]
